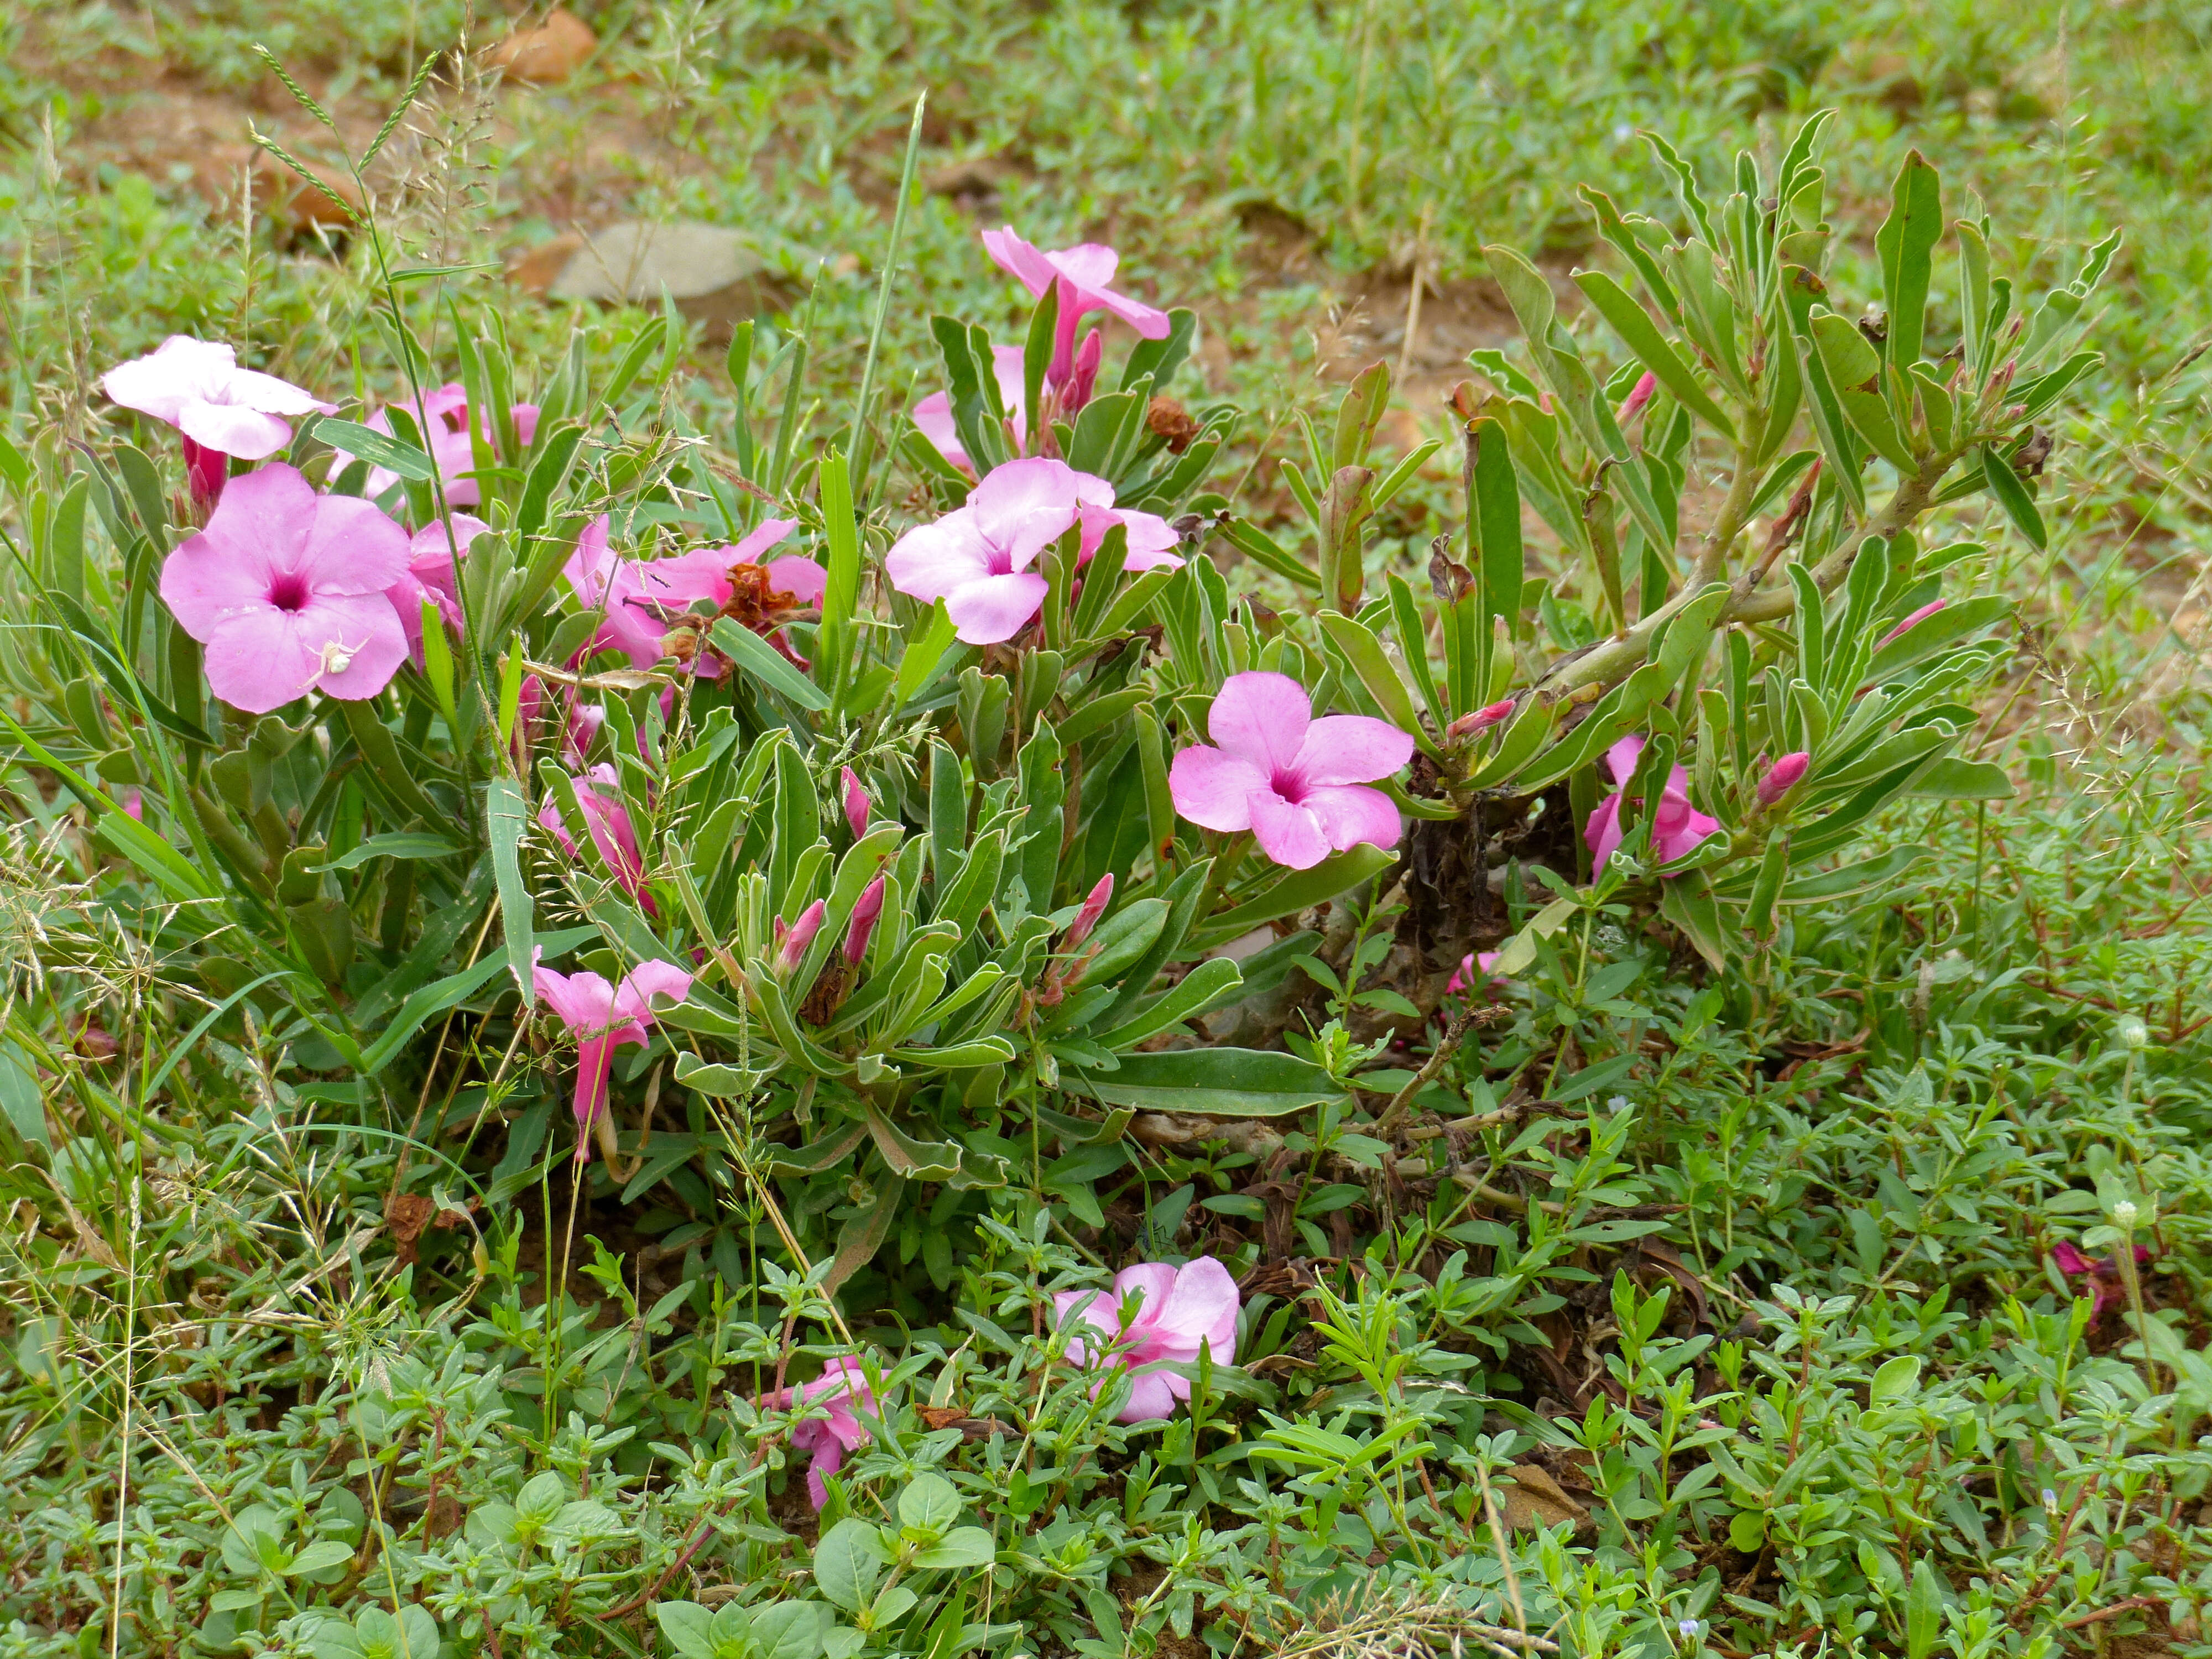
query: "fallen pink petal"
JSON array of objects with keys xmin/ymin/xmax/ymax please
[
  {"xmin": 757, "ymin": 1356, "xmax": 876, "ymax": 1509},
  {"xmin": 1585, "ymin": 735, "xmax": 1719, "ymax": 872},
  {"xmin": 1055, "ymin": 1257, "xmax": 1239, "ymax": 1424}
]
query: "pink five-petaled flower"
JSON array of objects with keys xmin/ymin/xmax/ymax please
[
  {"xmin": 1447, "ymin": 951, "xmax": 1504, "ymax": 994},
  {"xmin": 914, "ymin": 345, "xmax": 1029, "ymax": 473},
  {"xmin": 538, "ymin": 764, "xmax": 653, "ymax": 911},
  {"xmin": 363, "ymin": 382, "xmax": 541, "ymax": 507},
  {"xmin": 101, "ymin": 336, "xmax": 336, "ymax": 504},
  {"xmin": 1055, "ymin": 1258, "xmax": 1239, "ymax": 1425},
  {"xmin": 980, "ymin": 228, "xmax": 1171, "ymax": 401},
  {"xmin": 158, "ymin": 463, "xmax": 411, "ymax": 714},
  {"xmin": 1167, "ymin": 671, "xmax": 1413, "ymax": 872},
  {"xmin": 530, "ymin": 953, "xmax": 692, "ymax": 1160},
  {"xmin": 1879, "ymin": 598, "xmax": 1948, "ymax": 648},
  {"xmin": 1757, "ymin": 751, "xmax": 1811, "ymax": 806},
  {"xmin": 757, "ymin": 1356, "xmax": 877, "ymax": 1509},
  {"xmin": 385, "ymin": 514, "xmax": 490, "ymax": 662},
  {"xmin": 1585, "ymin": 736, "xmax": 1720, "ymax": 872}
]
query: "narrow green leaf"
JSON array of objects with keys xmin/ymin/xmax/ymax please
[{"xmin": 486, "ymin": 776, "xmax": 535, "ymax": 1004}]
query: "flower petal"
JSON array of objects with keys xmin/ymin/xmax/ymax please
[
  {"xmin": 912, "ymin": 392, "xmax": 969, "ymax": 469},
  {"xmin": 980, "ymin": 226, "xmax": 1058, "ymax": 298},
  {"xmin": 292, "ymin": 493, "xmax": 413, "ymax": 596},
  {"xmin": 1293, "ymin": 715, "xmax": 1415, "ymax": 786},
  {"xmin": 1166, "ymin": 747, "xmax": 1266, "ymax": 832},
  {"xmin": 532, "ymin": 965, "xmax": 619, "ymax": 1036},
  {"xmin": 101, "ymin": 336, "xmax": 229, "ymax": 424},
  {"xmin": 1303, "ymin": 785, "xmax": 1404, "ymax": 855},
  {"xmin": 1157, "ymin": 1257, "xmax": 1239, "ymax": 1363},
  {"xmin": 174, "ymin": 401, "xmax": 296, "ymax": 460},
  {"xmin": 764, "ymin": 554, "xmax": 828, "ymax": 606},
  {"xmin": 885, "ymin": 511, "xmax": 993, "ymax": 603},
  {"xmin": 1112, "ymin": 1263, "xmax": 1179, "ymax": 1326},
  {"xmin": 616, "ymin": 961, "xmax": 692, "ymax": 1025},
  {"xmin": 1603, "ymin": 734, "xmax": 1646, "ymax": 786},
  {"xmin": 1117, "ymin": 1369, "xmax": 1182, "ymax": 1425},
  {"xmin": 1206, "ymin": 671, "xmax": 1311, "ymax": 773},
  {"xmin": 295, "ymin": 593, "xmax": 409, "ymax": 701},
  {"xmin": 199, "ymin": 612, "xmax": 318, "ymax": 713},
  {"xmin": 1586, "ymin": 791, "xmax": 1625, "ymax": 867},
  {"xmin": 1245, "ymin": 790, "xmax": 1332, "ymax": 869},
  {"xmin": 968, "ymin": 456, "xmax": 1081, "ymax": 570},
  {"xmin": 945, "ymin": 573, "xmax": 1047, "ymax": 645}
]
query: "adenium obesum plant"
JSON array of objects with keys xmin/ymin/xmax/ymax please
[
  {"xmin": 1585, "ymin": 736, "xmax": 1719, "ymax": 873},
  {"xmin": 756, "ymin": 1357, "xmax": 876, "ymax": 1509},
  {"xmin": 530, "ymin": 954, "xmax": 692, "ymax": 1161},
  {"xmin": 101, "ymin": 335, "xmax": 335, "ymax": 505},
  {"xmin": 1168, "ymin": 671, "xmax": 1413, "ymax": 870},
  {"xmin": 1056, "ymin": 1258, "xmax": 1239, "ymax": 1424},
  {"xmin": 885, "ymin": 457, "xmax": 1178, "ymax": 645},
  {"xmin": 158, "ymin": 463, "xmax": 413, "ymax": 713}
]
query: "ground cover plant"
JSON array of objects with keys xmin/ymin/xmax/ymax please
[{"xmin": 4, "ymin": 2, "xmax": 2212, "ymax": 1657}]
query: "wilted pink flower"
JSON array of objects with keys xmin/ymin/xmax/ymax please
[
  {"xmin": 842, "ymin": 768, "xmax": 870, "ymax": 839},
  {"xmin": 1055, "ymin": 1257, "xmax": 1239, "ymax": 1423},
  {"xmin": 1757, "ymin": 751, "xmax": 1811, "ymax": 806},
  {"xmin": 530, "ymin": 953, "xmax": 692, "ymax": 1157},
  {"xmin": 844, "ymin": 876, "xmax": 887, "ymax": 965},
  {"xmin": 980, "ymin": 228, "xmax": 1171, "ymax": 398},
  {"xmin": 159, "ymin": 463, "xmax": 410, "ymax": 714},
  {"xmin": 385, "ymin": 514, "xmax": 490, "ymax": 661},
  {"xmin": 1063, "ymin": 873, "xmax": 1114, "ymax": 950},
  {"xmin": 914, "ymin": 345, "xmax": 1028, "ymax": 473},
  {"xmin": 757, "ymin": 1355, "xmax": 877, "ymax": 1509},
  {"xmin": 363, "ymin": 381, "xmax": 540, "ymax": 506},
  {"xmin": 2051, "ymin": 1239, "xmax": 2150, "ymax": 1318},
  {"xmin": 538, "ymin": 764, "xmax": 651, "ymax": 910},
  {"xmin": 774, "ymin": 900, "xmax": 827, "ymax": 972},
  {"xmin": 1447, "ymin": 951, "xmax": 1503, "ymax": 994},
  {"xmin": 1879, "ymin": 599, "xmax": 1947, "ymax": 648},
  {"xmin": 1167, "ymin": 671, "xmax": 1412, "ymax": 871},
  {"xmin": 1585, "ymin": 736, "xmax": 1719, "ymax": 872},
  {"xmin": 1447, "ymin": 700, "xmax": 1516, "ymax": 739},
  {"xmin": 1616, "ymin": 369, "xmax": 1658, "ymax": 425},
  {"xmin": 101, "ymin": 335, "xmax": 335, "ymax": 504},
  {"xmin": 563, "ymin": 515, "xmax": 821, "ymax": 669}
]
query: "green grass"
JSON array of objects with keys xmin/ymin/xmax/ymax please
[{"xmin": 3, "ymin": 1, "xmax": 2212, "ymax": 1656}]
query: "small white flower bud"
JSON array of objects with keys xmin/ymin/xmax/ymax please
[
  {"xmin": 2118, "ymin": 1016, "xmax": 2149, "ymax": 1050},
  {"xmin": 2112, "ymin": 1200, "xmax": 2139, "ymax": 1230}
]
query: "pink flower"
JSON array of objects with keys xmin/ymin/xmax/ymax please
[
  {"xmin": 1757, "ymin": 751, "xmax": 1811, "ymax": 806},
  {"xmin": 914, "ymin": 345, "xmax": 1028, "ymax": 473},
  {"xmin": 981, "ymin": 229, "xmax": 1171, "ymax": 398},
  {"xmin": 158, "ymin": 463, "xmax": 410, "ymax": 714},
  {"xmin": 884, "ymin": 457, "xmax": 1086, "ymax": 644},
  {"xmin": 774, "ymin": 900, "xmax": 827, "ymax": 972},
  {"xmin": 1167, "ymin": 671, "xmax": 1412, "ymax": 870},
  {"xmin": 1063, "ymin": 874, "xmax": 1114, "ymax": 950},
  {"xmin": 1447, "ymin": 700, "xmax": 1516, "ymax": 739},
  {"xmin": 1447, "ymin": 951, "xmax": 1503, "ymax": 994},
  {"xmin": 757, "ymin": 1356, "xmax": 876, "ymax": 1509},
  {"xmin": 1584, "ymin": 736, "xmax": 1719, "ymax": 872},
  {"xmin": 101, "ymin": 336, "xmax": 335, "ymax": 504},
  {"xmin": 120, "ymin": 787, "xmax": 144, "ymax": 821},
  {"xmin": 1616, "ymin": 369, "xmax": 1658, "ymax": 425},
  {"xmin": 1055, "ymin": 1258, "xmax": 1239, "ymax": 1423},
  {"xmin": 1077, "ymin": 502, "xmax": 1183, "ymax": 573},
  {"xmin": 1879, "ymin": 599, "xmax": 1947, "ymax": 648},
  {"xmin": 363, "ymin": 381, "xmax": 540, "ymax": 506},
  {"xmin": 562, "ymin": 515, "xmax": 821, "ymax": 669},
  {"xmin": 385, "ymin": 514, "xmax": 490, "ymax": 661},
  {"xmin": 2051, "ymin": 1239, "xmax": 2150, "ymax": 1318},
  {"xmin": 538, "ymin": 764, "xmax": 651, "ymax": 910},
  {"xmin": 842, "ymin": 768, "xmax": 870, "ymax": 839},
  {"xmin": 844, "ymin": 876, "xmax": 887, "ymax": 965},
  {"xmin": 530, "ymin": 953, "xmax": 692, "ymax": 1157}
]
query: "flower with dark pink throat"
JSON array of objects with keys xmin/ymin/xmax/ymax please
[
  {"xmin": 1055, "ymin": 1258, "xmax": 1239, "ymax": 1424},
  {"xmin": 158, "ymin": 463, "xmax": 411, "ymax": 714},
  {"xmin": 1585, "ymin": 736, "xmax": 1719, "ymax": 872},
  {"xmin": 1167, "ymin": 671, "xmax": 1412, "ymax": 870},
  {"xmin": 756, "ymin": 1356, "xmax": 876, "ymax": 1509},
  {"xmin": 980, "ymin": 228, "xmax": 1170, "ymax": 405},
  {"xmin": 530, "ymin": 953, "xmax": 691, "ymax": 1160},
  {"xmin": 101, "ymin": 336, "xmax": 335, "ymax": 504}
]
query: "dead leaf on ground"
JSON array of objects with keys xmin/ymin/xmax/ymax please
[
  {"xmin": 1493, "ymin": 1462, "xmax": 1588, "ymax": 1531},
  {"xmin": 486, "ymin": 8, "xmax": 598, "ymax": 86}
]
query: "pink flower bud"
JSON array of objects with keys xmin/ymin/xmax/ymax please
[
  {"xmin": 774, "ymin": 899, "xmax": 827, "ymax": 972},
  {"xmin": 1757, "ymin": 751, "xmax": 1810, "ymax": 805},
  {"xmin": 1878, "ymin": 599, "xmax": 1947, "ymax": 648},
  {"xmin": 1615, "ymin": 369, "xmax": 1658, "ymax": 426},
  {"xmin": 842, "ymin": 766, "xmax": 869, "ymax": 839},
  {"xmin": 844, "ymin": 877, "xmax": 886, "ymax": 964},
  {"xmin": 1064, "ymin": 873, "xmax": 1114, "ymax": 950},
  {"xmin": 1447, "ymin": 700, "xmax": 1516, "ymax": 739}
]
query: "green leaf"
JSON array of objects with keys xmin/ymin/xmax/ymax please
[
  {"xmin": 812, "ymin": 1519, "xmax": 887, "ymax": 1613},
  {"xmin": 891, "ymin": 601, "xmax": 961, "ymax": 715},
  {"xmin": 1317, "ymin": 612, "xmax": 1423, "ymax": 737},
  {"xmin": 1870, "ymin": 1353, "xmax": 1923, "ymax": 1407},
  {"xmin": 1062, "ymin": 1047, "xmax": 1343, "ymax": 1117},
  {"xmin": 1874, "ymin": 150, "xmax": 1943, "ymax": 369},
  {"xmin": 1088, "ymin": 956, "xmax": 1243, "ymax": 1052},
  {"xmin": 712, "ymin": 617, "xmax": 831, "ymax": 711},
  {"xmin": 486, "ymin": 776, "xmax": 535, "ymax": 1005},
  {"xmin": 912, "ymin": 1526, "xmax": 997, "ymax": 1571},
  {"xmin": 1572, "ymin": 270, "xmax": 1735, "ymax": 436},
  {"xmin": 314, "ymin": 832, "xmax": 461, "ymax": 870},
  {"xmin": 358, "ymin": 954, "xmax": 509, "ymax": 1074},
  {"xmin": 1911, "ymin": 757, "xmax": 2012, "ymax": 800},
  {"xmin": 899, "ymin": 1472, "xmax": 963, "ymax": 1534},
  {"xmin": 96, "ymin": 810, "xmax": 216, "ymax": 902},
  {"xmin": 316, "ymin": 419, "xmax": 434, "ymax": 481},
  {"xmin": 1979, "ymin": 446, "xmax": 2047, "ymax": 550}
]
